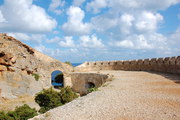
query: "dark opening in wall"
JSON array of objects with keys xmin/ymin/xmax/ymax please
[
  {"xmin": 85, "ymin": 82, "xmax": 95, "ymax": 89},
  {"xmin": 0, "ymin": 52, "xmax": 5, "ymax": 57},
  {"xmin": 51, "ymin": 70, "xmax": 64, "ymax": 88}
]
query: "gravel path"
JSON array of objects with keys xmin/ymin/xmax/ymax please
[{"xmin": 30, "ymin": 71, "xmax": 180, "ymax": 120}]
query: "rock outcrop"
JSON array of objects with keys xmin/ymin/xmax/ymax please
[{"xmin": 0, "ymin": 33, "xmax": 73, "ymax": 102}]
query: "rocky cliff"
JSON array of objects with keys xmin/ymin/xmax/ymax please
[{"xmin": 0, "ymin": 33, "xmax": 73, "ymax": 103}]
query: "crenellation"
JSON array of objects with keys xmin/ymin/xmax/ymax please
[
  {"xmin": 124, "ymin": 61, "xmax": 130, "ymax": 65},
  {"xmin": 169, "ymin": 57, "xmax": 176, "ymax": 65},
  {"xmin": 117, "ymin": 61, "xmax": 123, "ymax": 65},
  {"xmin": 164, "ymin": 57, "xmax": 170, "ymax": 65},
  {"xmin": 137, "ymin": 59, "xmax": 143, "ymax": 65},
  {"xmin": 150, "ymin": 58, "xmax": 157, "ymax": 65},
  {"xmin": 157, "ymin": 58, "xmax": 164, "ymax": 65},
  {"xmin": 130, "ymin": 60, "xmax": 137, "ymax": 65},
  {"xmin": 144, "ymin": 59, "xmax": 150, "ymax": 65},
  {"xmin": 176, "ymin": 56, "xmax": 180, "ymax": 65},
  {"xmin": 96, "ymin": 62, "xmax": 102, "ymax": 66},
  {"xmin": 77, "ymin": 56, "xmax": 180, "ymax": 74}
]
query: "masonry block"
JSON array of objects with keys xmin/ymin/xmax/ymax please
[{"xmin": 176, "ymin": 56, "xmax": 180, "ymax": 65}]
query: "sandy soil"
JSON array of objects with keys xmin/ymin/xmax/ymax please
[
  {"xmin": 0, "ymin": 95, "xmax": 39, "ymax": 111},
  {"xmin": 30, "ymin": 71, "xmax": 180, "ymax": 120}
]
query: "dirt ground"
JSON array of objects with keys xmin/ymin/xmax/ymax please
[{"xmin": 30, "ymin": 70, "xmax": 180, "ymax": 120}]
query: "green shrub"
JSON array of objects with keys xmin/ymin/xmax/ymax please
[
  {"xmin": 35, "ymin": 87, "xmax": 78, "ymax": 113},
  {"xmin": 35, "ymin": 87, "xmax": 62, "ymax": 113},
  {"xmin": 59, "ymin": 87, "xmax": 78, "ymax": 104},
  {"xmin": 0, "ymin": 104, "xmax": 37, "ymax": 120},
  {"xmin": 64, "ymin": 61, "xmax": 72, "ymax": 66},
  {"xmin": 32, "ymin": 73, "xmax": 40, "ymax": 81},
  {"xmin": 13, "ymin": 104, "xmax": 37, "ymax": 120},
  {"xmin": 0, "ymin": 111, "xmax": 14, "ymax": 120},
  {"xmin": 88, "ymin": 87, "xmax": 98, "ymax": 93}
]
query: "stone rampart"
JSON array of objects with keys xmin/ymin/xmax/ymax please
[
  {"xmin": 75, "ymin": 56, "xmax": 180, "ymax": 74},
  {"xmin": 71, "ymin": 72, "xmax": 109, "ymax": 95}
]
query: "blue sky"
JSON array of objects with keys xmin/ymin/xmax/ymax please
[{"xmin": 0, "ymin": 0, "xmax": 180, "ymax": 63}]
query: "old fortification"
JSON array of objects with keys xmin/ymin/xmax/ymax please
[
  {"xmin": 0, "ymin": 33, "xmax": 73, "ymax": 101},
  {"xmin": 0, "ymin": 33, "xmax": 179, "ymax": 112},
  {"xmin": 75, "ymin": 56, "xmax": 180, "ymax": 74},
  {"xmin": 71, "ymin": 73, "xmax": 110, "ymax": 95}
]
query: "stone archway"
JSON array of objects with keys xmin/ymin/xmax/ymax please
[
  {"xmin": 85, "ymin": 82, "xmax": 95, "ymax": 89},
  {"xmin": 51, "ymin": 70, "xmax": 64, "ymax": 88}
]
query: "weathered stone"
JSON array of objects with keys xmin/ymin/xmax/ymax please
[
  {"xmin": 144, "ymin": 59, "xmax": 150, "ymax": 65},
  {"xmin": 75, "ymin": 56, "xmax": 179, "ymax": 74},
  {"xmin": 0, "ymin": 34, "xmax": 73, "ymax": 103},
  {"xmin": 71, "ymin": 72, "xmax": 109, "ymax": 95},
  {"xmin": 164, "ymin": 57, "xmax": 170, "ymax": 65},
  {"xmin": 176, "ymin": 56, "xmax": 180, "ymax": 65},
  {"xmin": 150, "ymin": 58, "xmax": 157, "ymax": 65},
  {"xmin": 169, "ymin": 57, "xmax": 176, "ymax": 65},
  {"xmin": 0, "ymin": 65, "xmax": 7, "ymax": 71}
]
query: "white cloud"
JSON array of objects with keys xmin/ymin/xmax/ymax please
[
  {"xmin": 34, "ymin": 44, "xmax": 49, "ymax": 53},
  {"xmin": 120, "ymin": 13, "xmax": 134, "ymax": 34},
  {"xmin": 49, "ymin": 0, "xmax": 65, "ymax": 15},
  {"xmin": 0, "ymin": 10, "xmax": 6, "ymax": 23},
  {"xmin": 62, "ymin": 6, "xmax": 92, "ymax": 35},
  {"xmin": 34, "ymin": 44, "xmax": 62, "ymax": 57},
  {"xmin": 73, "ymin": 0, "xmax": 86, "ymax": 6},
  {"xmin": 91, "ymin": 12, "xmax": 118, "ymax": 32},
  {"xmin": 116, "ymin": 40, "xmax": 134, "ymax": 48},
  {"xmin": 46, "ymin": 36, "xmax": 61, "ymax": 43},
  {"xmin": 169, "ymin": 27, "xmax": 180, "ymax": 47},
  {"xmin": 7, "ymin": 32, "xmax": 46, "ymax": 44},
  {"xmin": 0, "ymin": 0, "xmax": 57, "ymax": 33},
  {"xmin": 79, "ymin": 35, "xmax": 105, "ymax": 48},
  {"xmin": 113, "ymin": 33, "xmax": 167, "ymax": 50},
  {"xmin": 8, "ymin": 33, "xmax": 30, "ymax": 41},
  {"xmin": 59, "ymin": 36, "xmax": 75, "ymax": 47},
  {"xmin": 135, "ymin": 11, "xmax": 163, "ymax": 33},
  {"xmin": 86, "ymin": 0, "xmax": 108, "ymax": 13},
  {"xmin": 86, "ymin": 0, "xmax": 180, "ymax": 13}
]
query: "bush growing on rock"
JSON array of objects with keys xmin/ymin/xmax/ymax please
[
  {"xmin": 35, "ymin": 87, "xmax": 62, "ymax": 113},
  {"xmin": 35, "ymin": 87, "xmax": 78, "ymax": 113},
  {"xmin": 0, "ymin": 104, "xmax": 37, "ymax": 120},
  {"xmin": 32, "ymin": 73, "xmax": 40, "ymax": 81},
  {"xmin": 59, "ymin": 87, "xmax": 78, "ymax": 104},
  {"xmin": 64, "ymin": 61, "xmax": 72, "ymax": 66}
]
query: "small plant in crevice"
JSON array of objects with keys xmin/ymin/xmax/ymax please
[
  {"xmin": 32, "ymin": 73, "xmax": 40, "ymax": 81},
  {"xmin": 87, "ymin": 87, "xmax": 98, "ymax": 93},
  {"xmin": 35, "ymin": 87, "xmax": 78, "ymax": 113},
  {"xmin": 64, "ymin": 61, "xmax": 72, "ymax": 66}
]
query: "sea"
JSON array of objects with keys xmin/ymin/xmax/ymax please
[{"xmin": 72, "ymin": 63, "xmax": 82, "ymax": 67}]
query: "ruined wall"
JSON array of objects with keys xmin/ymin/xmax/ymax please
[
  {"xmin": 0, "ymin": 34, "xmax": 73, "ymax": 100},
  {"xmin": 75, "ymin": 56, "xmax": 180, "ymax": 74},
  {"xmin": 71, "ymin": 73, "xmax": 109, "ymax": 95}
]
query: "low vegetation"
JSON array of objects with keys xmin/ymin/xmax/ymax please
[
  {"xmin": 0, "ymin": 104, "xmax": 37, "ymax": 120},
  {"xmin": 35, "ymin": 87, "xmax": 78, "ymax": 113},
  {"xmin": 32, "ymin": 73, "xmax": 40, "ymax": 81},
  {"xmin": 64, "ymin": 61, "xmax": 72, "ymax": 66},
  {"xmin": 87, "ymin": 87, "xmax": 98, "ymax": 93}
]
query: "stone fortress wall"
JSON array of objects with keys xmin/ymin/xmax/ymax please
[{"xmin": 75, "ymin": 56, "xmax": 180, "ymax": 74}]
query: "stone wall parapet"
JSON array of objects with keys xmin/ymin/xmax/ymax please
[{"xmin": 75, "ymin": 56, "xmax": 180, "ymax": 74}]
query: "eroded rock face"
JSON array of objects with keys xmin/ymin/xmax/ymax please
[{"xmin": 0, "ymin": 33, "xmax": 73, "ymax": 101}]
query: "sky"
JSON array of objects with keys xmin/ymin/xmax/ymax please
[{"xmin": 0, "ymin": 0, "xmax": 180, "ymax": 63}]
